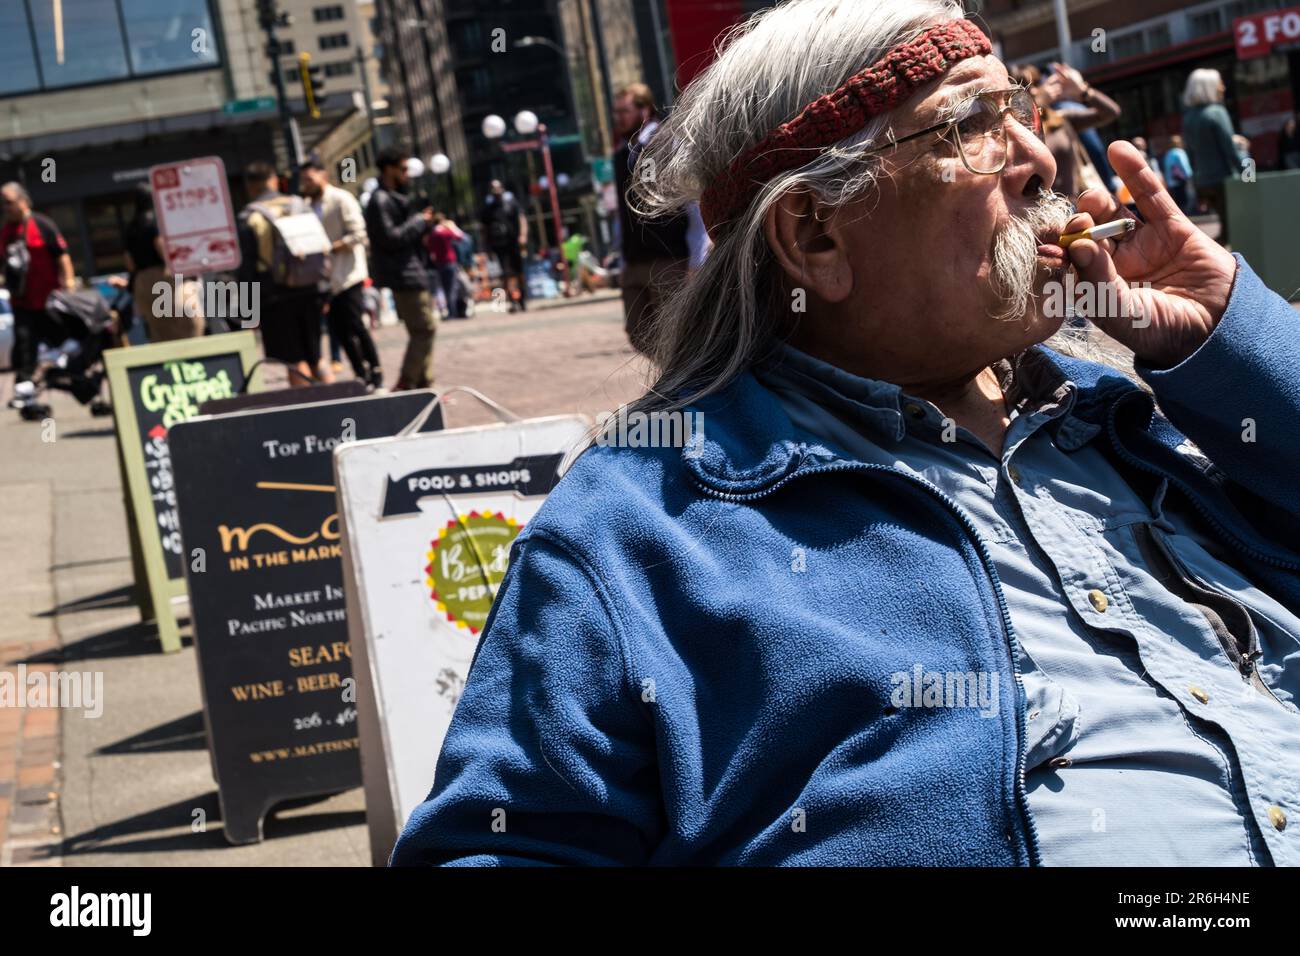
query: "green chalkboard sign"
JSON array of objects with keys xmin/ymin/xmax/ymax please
[{"xmin": 104, "ymin": 333, "xmax": 260, "ymax": 652}]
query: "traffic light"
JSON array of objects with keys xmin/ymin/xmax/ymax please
[
  {"xmin": 298, "ymin": 52, "xmax": 325, "ymax": 118},
  {"xmin": 256, "ymin": 0, "xmax": 290, "ymax": 30}
]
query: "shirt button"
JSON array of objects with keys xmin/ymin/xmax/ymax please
[
  {"xmin": 1267, "ymin": 806, "xmax": 1287, "ymax": 831},
  {"xmin": 903, "ymin": 402, "xmax": 926, "ymax": 420},
  {"xmin": 1049, "ymin": 756, "xmax": 1072, "ymax": 768},
  {"xmin": 1189, "ymin": 685, "xmax": 1210, "ymax": 704},
  {"xmin": 1087, "ymin": 589, "xmax": 1109, "ymax": 613},
  {"xmin": 1008, "ymin": 464, "xmax": 1023, "ymax": 485}
]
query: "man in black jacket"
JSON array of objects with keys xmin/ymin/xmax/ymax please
[
  {"xmin": 364, "ymin": 148, "xmax": 435, "ymax": 389},
  {"xmin": 612, "ymin": 83, "xmax": 709, "ymax": 355}
]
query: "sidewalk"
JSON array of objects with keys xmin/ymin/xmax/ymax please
[{"xmin": 0, "ymin": 295, "xmax": 640, "ymax": 865}]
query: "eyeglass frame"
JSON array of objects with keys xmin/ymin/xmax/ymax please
[{"xmin": 859, "ymin": 85, "xmax": 1045, "ymax": 175}]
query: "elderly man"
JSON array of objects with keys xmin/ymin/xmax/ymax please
[{"xmin": 393, "ymin": 0, "xmax": 1300, "ymax": 866}]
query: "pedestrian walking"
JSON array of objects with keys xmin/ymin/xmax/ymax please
[
  {"xmin": 236, "ymin": 161, "xmax": 332, "ymax": 387},
  {"xmin": 2, "ymin": 181, "xmax": 75, "ymax": 393},
  {"xmin": 480, "ymin": 180, "xmax": 529, "ymax": 313},
  {"xmin": 299, "ymin": 157, "xmax": 384, "ymax": 389},
  {"xmin": 1182, "ymin": 68, "xmax": 1241, "ymax": 246},
  {"xmin": 364, "ymin": 148, "xmax": 436, "ymax": 389},
  {"xmin": 426, "ymin": 212, "xmax": 468, "ymax": 319},
  {"xmin": 1161, "ymin": 134, "xmax": 1196, "ymax": 213}
]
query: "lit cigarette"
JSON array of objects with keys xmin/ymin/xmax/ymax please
[{"xmin": 1058, "ymin": 218, "xmax": 1137, "ymax": 247}]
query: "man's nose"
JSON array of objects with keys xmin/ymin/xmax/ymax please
[{"xmin": 1001, "ymin": 118, "xmax": 1057, "ymax": 198}]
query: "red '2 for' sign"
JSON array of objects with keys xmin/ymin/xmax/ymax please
[
  {"xmin": 1235, "ymin": 6, "xmax": 1300, "ymax": 59},
  {"xmin": 149, "ymin": 156, "xmax": 242, "ymax": 275}
]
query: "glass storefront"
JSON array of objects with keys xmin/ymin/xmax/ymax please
[{"xmin": 1, "ymin": 0, "xmax": 219, "ymax": 95}]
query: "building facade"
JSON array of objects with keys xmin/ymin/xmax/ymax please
[
  {"xmin": 0, "ymin": 0, "xmax": 372, "ymax": 277},
  {"xmin": 985, "ymin": 0, "xmax": 1300, "ymax": 167}
]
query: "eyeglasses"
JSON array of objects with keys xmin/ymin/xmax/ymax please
[{"xmin": 862, "ymin": 86, "xmax": 1044, "ymax": 175}]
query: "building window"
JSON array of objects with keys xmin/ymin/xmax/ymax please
[
  {"xmin": 119, "ymin": 0, "xmax": 220, "ymax": 76},
  {"xmin": 313, "ymin": 5, "xmax": 345, "ymax": 23},
  {"xmin": 0, "ymin": 4, "xmax": 43, "ymax": 95},
  {"xmin": 319, "ymin": 33, "xmax": 350, "ymax": 51},
  {"xmin": 278, "ymin": 38, "xmax": 295, "ymax": 55},
  {"xmin": 1, "ymin": 0, "xmax": 219, "ymax": 97},
  {"xmin": 324, "ymin": 60, "xmax": 354, "ymax": 77},
  {"xmin": 1111, "ymin": 31, "xmax": 1145, "ymax": 61},
  {"xmin": 1189, "ymin": 10, "xmax": 1223, "ymax": 37}
]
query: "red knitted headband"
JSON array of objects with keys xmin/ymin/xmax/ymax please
[{"xmin": 698, "ymin": 18, "xmax": 992, "ymax": 237}]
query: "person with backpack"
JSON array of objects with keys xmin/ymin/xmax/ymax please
[
  {"xmin": 299, "ymin": 157, "xmax": 384, "ymax": 389},
  {"xmin": 237, "ymin": 161, "xmax": 333, "ymax": 387},
  {"xmin": 2, "ymin": 181, "xmax": 75, "ymax": 389},
  {"xmin": 364, "ymin": 148, "xmax": 436, "ymax": 390},
  {"xmin": 479, "ymin": 180, "xmax": 529, "ymax": 313}
]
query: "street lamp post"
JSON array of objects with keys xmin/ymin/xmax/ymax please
[{"xmin": 483, "ymin": 110, "xmax": 572, "ymax": 296}]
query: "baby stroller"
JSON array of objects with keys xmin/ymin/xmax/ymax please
[{"xmin": 12, "ymin": 287, "xmax": 118, "ymax": 421}]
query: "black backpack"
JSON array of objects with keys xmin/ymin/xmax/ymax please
[{"xmin": 4, "ymin": 214, "xmax": 61, "ymax": 300}]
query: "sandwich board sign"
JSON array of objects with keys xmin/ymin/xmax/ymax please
[
  {"xmin": 334, "ymin": 414, "xmax": 588, "ymax": 865},
  {"xmin": 168, "ymin": 390, "xmax": 445, "ymax": 844},
  {"xmin": 104, "ymin": 332, "xmax": 259, "ymax": 653},
  {"xmin": 150, "ymin": 156, "xmax": 241, "ymax": 275}
]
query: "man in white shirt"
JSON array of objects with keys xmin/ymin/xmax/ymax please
[{"xmin": 299, "ymin": 158, "xmax": 383, "ymax": 389}]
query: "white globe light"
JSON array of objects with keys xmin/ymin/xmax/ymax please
[
  {"xmin": 537, "ymin": 175, "xmax": 549, "ymax": 191},
  {"xmin": 429, "ymin": 153, "xmax": 451, "ymax": 175},
  {"xmin": 556, "ymin": 173, "xmax": 570, "ymax": 188},
  {"xmin": 482, "ymin": 114, "xmax": 507, "ymax": 139},
  {"xmin": 406, "ymin": 157, "xmax": 425, "ymax": 178},
  {"xmin": 514, "ymin": 110, "xmax": 539, "ymax": 135}
]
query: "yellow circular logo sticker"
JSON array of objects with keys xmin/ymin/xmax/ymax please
[{"xmin": 425, "ymin": 511, "xmax": 521, "ymax": 634}]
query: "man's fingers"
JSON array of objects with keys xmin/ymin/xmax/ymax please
[
  {"xmin": 1074, "ymin": 187, "xmax": 1121, "ymax": 224},
  {"xmin": 1108, "ymin": 140, "xmax": 1183, "ymax": 225}
]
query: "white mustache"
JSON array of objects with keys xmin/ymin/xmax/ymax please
[{"xmin": 990, "ymin": 190, "xmax": 1075, "ymax": 324}]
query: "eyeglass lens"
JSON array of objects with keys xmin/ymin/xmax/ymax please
[{"xmin": 954, "ymin": 89, "xmax": 1042, "ymax": 173}]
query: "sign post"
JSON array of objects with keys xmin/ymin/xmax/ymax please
[
  {"xmin": 104, "ymin": 333, "xmax": 260, "ymax": 653},
  {"xmin": 333, "ymin": 414, "xmax": 588, "ymax": 865},
  {"xmin": 149, "ymin": 156, "xmax": 242, "ymax": 276}
]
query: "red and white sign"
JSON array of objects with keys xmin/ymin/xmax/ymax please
[
  {"xmin": 1235, "ymin": 6, "xmax": 1300, "ymax": 60},
  {"xmin": 149, "ymin": 156, "xmax": 241, "ymax": 274}
]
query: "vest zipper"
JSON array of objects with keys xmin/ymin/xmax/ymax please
[
  {"xmin": 1136, "ymin": 522, "xmax": 1291, "ymax": 708},
  {"xmin": 692, "ymin": 461, "xmax": 1043, "ymax": 865},
  {"xmin": 1104, "ymin": 393, "xmax": 1300, "ymax": 574}
]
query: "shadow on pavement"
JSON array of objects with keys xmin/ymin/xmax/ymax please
[
  {"xmin": 60, "ymin": 791, "xmax": 364, "ymax": 857},
  {"xmin": 96, "ymin": 710, "xmax": 208, "ymax": 756},
  {"xmin": 19, "ymin": 619, "xmax": 192, "ymax": 663},
  {"xmin": 35, "ymin": 582, "xmax": 135, "ymax": 617}
]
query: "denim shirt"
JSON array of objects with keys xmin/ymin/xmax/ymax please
[{"xmin": 758, "ymin": 343, "xmax": 1300, "ymax": 866}]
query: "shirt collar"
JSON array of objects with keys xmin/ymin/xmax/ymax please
[{"xmin": 756, "ymin": 341, "xmax": 1089, "ymax": 447}]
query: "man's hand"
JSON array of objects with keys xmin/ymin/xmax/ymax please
[{"xmin": 1064, "ymin": 140, "xmax": 1237, "ymax": 368}]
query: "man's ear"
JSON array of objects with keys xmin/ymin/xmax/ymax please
[{"xmin": 762, "ymin": 188, "xmax": 854, "ymax": 304}]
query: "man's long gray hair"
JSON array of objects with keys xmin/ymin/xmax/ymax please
[{"xmin": 620, "ymin": 0, "xmax": 1127, "ymax": 424}]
